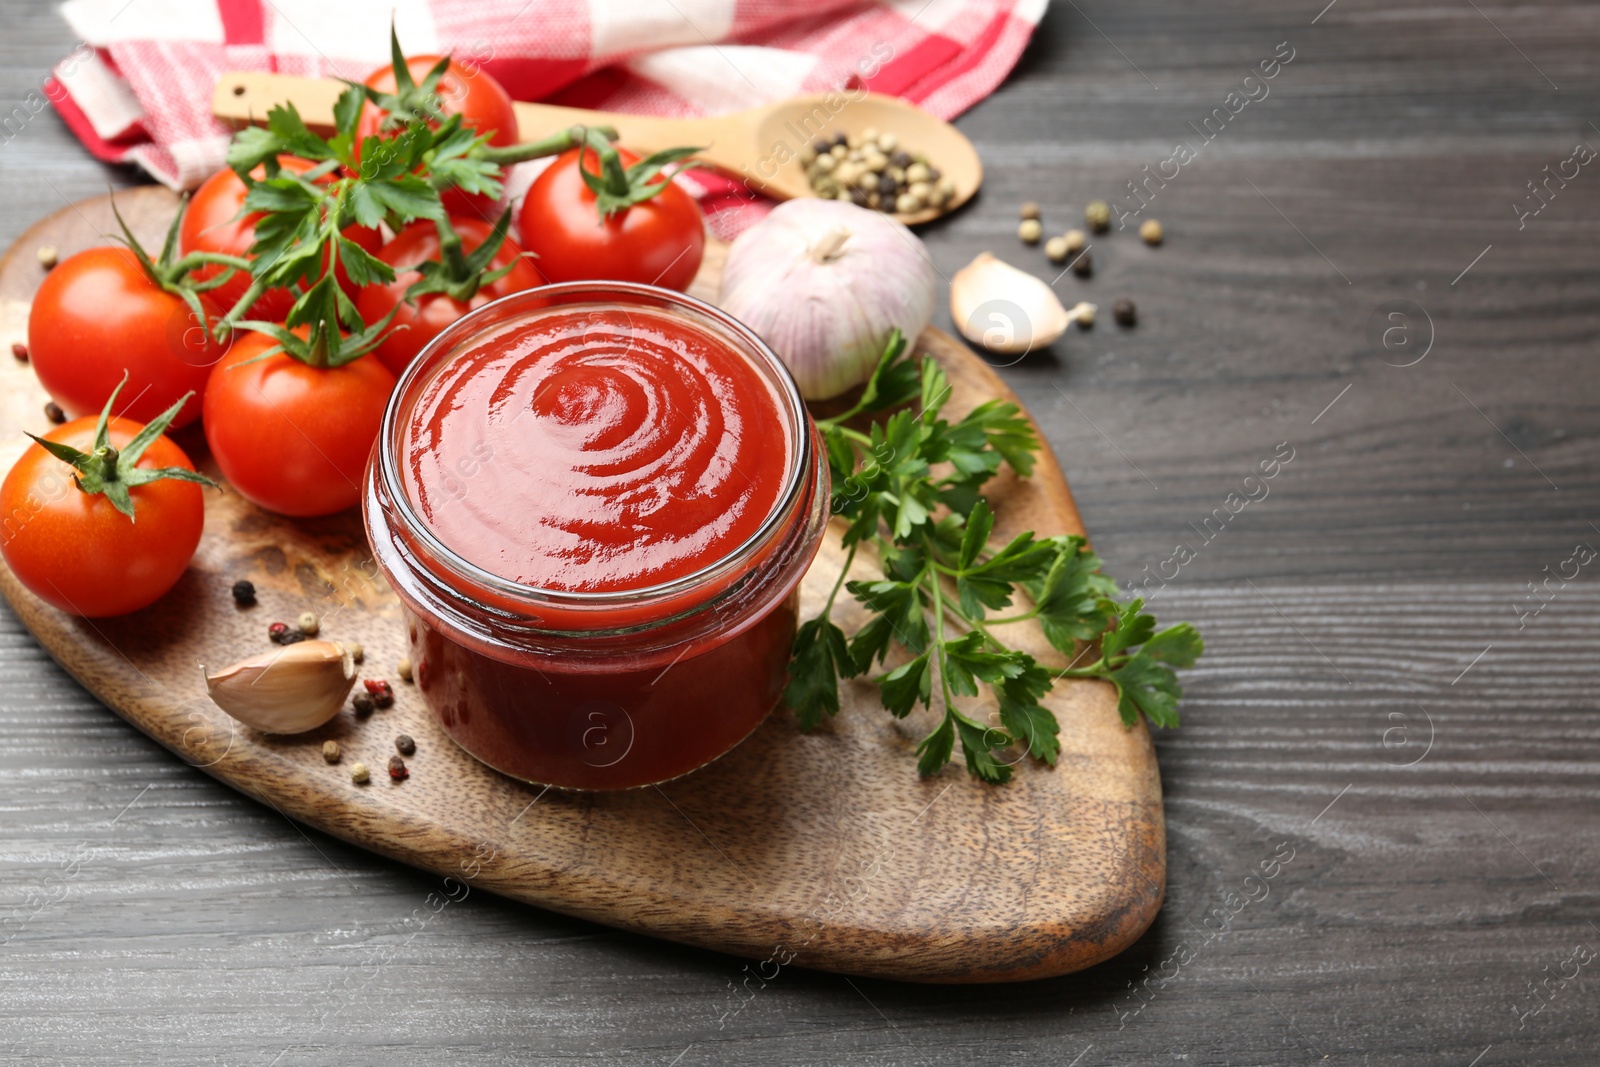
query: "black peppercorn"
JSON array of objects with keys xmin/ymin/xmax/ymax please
[
  {"xmin": 1070, "ymin": 250, "xmax": 1093, "ymax": 278},
  {"xmin": 810, "ymin": 138, "xmax": 830, "ymax": 155},
  {"xmin": 44, "ymin": 402, "xmax": 65, "ymax": 424},
  {"xmin": 890, "ymin": 150, "xmax": 913, "ymax": 168},
  {"xmin": 387, "ymin": 755, "xmax": 409, "ymax": 781},
  {"xmin": 231, "ymin": 580, "xmax": 256, "ymax": 607},
  {"xmin": 352, "ymin": 692, "xmax": 376, "ymax": 717},
  {"xmin": 395, "ymin": 734, "xmax": 416, "ymax": 756},
  {"xmin": 1113, "ymin": 298, "xmax": 1138, "ymax": 327},
  {"xmin": 877, "ymin": 174, "xmax": 897, "ymax": 197}
]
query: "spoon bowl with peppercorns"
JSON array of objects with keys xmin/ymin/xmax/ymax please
[{"xmin": 213, "ymin": 74, "xmax": 983, "ymax": 225}]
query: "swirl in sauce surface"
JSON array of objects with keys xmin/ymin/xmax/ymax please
[{"xmin": 401, "ymin": 305, "xmax": 791, "ymax": 592}]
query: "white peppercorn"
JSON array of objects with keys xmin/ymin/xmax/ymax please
[{"xmin": 1085, "ymin": 200, "xmax": 1111, "ymax": 233}]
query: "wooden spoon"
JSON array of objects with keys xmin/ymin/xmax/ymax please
[{"xmin": 212, "ymin": 71, "xmax": 980, "ymax": 224}]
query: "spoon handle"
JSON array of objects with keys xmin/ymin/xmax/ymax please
[{"xmin": 212, "ymin": 71, "xmax": 742, "ymax": 176}]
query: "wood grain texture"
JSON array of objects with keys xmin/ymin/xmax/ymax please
[
  {"xmin": 0, "ymin": 187, "xmax": 1162, "ymax": 984},
  {"xmin": 2, "ymin": 0, "xmax": 1598, "ymax": 1062}
]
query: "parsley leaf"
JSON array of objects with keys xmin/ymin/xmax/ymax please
[
  {"xmin": 1028, "ymin": 537, "xmax": 1119, "ymax": 651},
  {"xmin": 878, "ymin": 654, "xmax": 932, "ymax": 718},
  {"xmin": 1097, "ymin": 599, "xmax": 1204, "ymax": 727},
  {"xmin": 783, "ymin": 616, "xmax": 853, "ymax": 730}
]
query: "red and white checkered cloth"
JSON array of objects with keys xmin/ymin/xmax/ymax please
[{"xmin": 52, "ymin": 0, "xmax": 1046, "ymax": 237}]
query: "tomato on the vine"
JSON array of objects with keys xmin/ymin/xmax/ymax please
[
  {"xmin": 202, "ymin": 331, "xmax": 395, "ymax": 518},
  {"xmin": 28, "ymin": 246, "xmax": 223, "ymax": 429},
  {"xmin": 1, "ymin": 388, "xmax": 211, "ymax": 617},
  {"xmin": 517, "ymin": 145, "xmax": 705, "ymax": 292},
  {"xmin": 356, "ymin": 55, "xmax": 518, "ymax": 221},
  {"xmin": 179, "ymin": 156, "xmax": 383, "ymax": 321},
  {"xmin": 356, "ymin": 216, "xmax": 544, "ymax": 377}
]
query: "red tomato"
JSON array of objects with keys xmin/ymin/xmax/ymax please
[
  {"xmin": 356, "ymin": 56, "xmax": 518, "ymax": 222},
  {"xmin": 27, "ymin": 246, "xmax": 223, "ymax": 429},
  {"xmin": 203, "ymin": 332, "xmax": 396, "ymax": 517},
  {"xmin": 0, "ymin": 415, "xmax": 205, "ymax": 617},
  {"xmin": 179, "ymin": 157, "xmax": 383, "ymax": 322},
  {"xmin": 517, "ymin": 147, "xmax": 705, "ymax": 292},
  {"xmin": 356, "ymin": 217, "xmax": 544, "ymax": 378}
]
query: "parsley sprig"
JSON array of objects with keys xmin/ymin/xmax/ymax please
[
  {"xmin": 785, "ymin": 331, "xmax": 1204, "ymax": 782},
  {"xmin": 211, "ymin": 26, "xmax": 610, "ymax": 366},
  {"xmin": 200, "ymin": 25, "xmax": 703, "ymax": 369},
  {"xmin": 222, "ymin": 97, "xmax": 542, "ymax": 366}
]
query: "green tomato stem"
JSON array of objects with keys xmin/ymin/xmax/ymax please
[
  {"xmin": 221, "ymin": 276, "xmax": 271, "ymax": 328},
  {"xmin": 166, "ymin": 252, "xmax": 254, "ymax": 282},
  {"xmin": 434, "ymin": 214, "xmax": 470, "ymax": 282},
  {"xmin": 96, "ymin": 447, "xmax": 120, "ymax": 482},
  {"xmin": 477, "ymin": 125, "xmax": 618, "ymax": 167}
]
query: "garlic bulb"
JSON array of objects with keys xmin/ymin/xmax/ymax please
[
  {"xmin": 949, "ymin": 253, "xmax": 1073, "ymax": 354},
  {"xmin": 718, "ymin": 200, "xmax": 937, "ymax": 401},
  {"xmin": 204, "ymin": 640, "xmax": 356, "ymax": 734}
]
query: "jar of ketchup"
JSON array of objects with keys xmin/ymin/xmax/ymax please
[{"xmin": 364, "ymin": 283, "xmax": 828, "ymax": 790}]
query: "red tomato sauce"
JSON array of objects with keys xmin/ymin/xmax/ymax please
[
  {"xmin": 369, "ymin": 290, "xmax": 826, "ymax": 790},
  {"xmin": 400, "ymin": 306, "xmax": 792, "ymax": 592},
  {"xmin": 405, "ymin": 591, "xmax": 798, "ymax": 789}
]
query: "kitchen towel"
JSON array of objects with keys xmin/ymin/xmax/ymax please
[{"xmin": 51, "ymin": 0, "xmax": 1046, "ymax": 235}]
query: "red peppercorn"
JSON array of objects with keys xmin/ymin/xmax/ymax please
[
  {"xmin": 364, "ymin": 679, "xmax": 394, "ymax": 708},
  {"xmin": 387, "ymin": 755, "xmax": 409, "ymax": 781},
  {"xmin": 268, "ymin": 621, "xmax": 305, "ymax": 645},
  {"xmin": 11, "ymin": 342, "xmax": 27, "ymax": 362}
]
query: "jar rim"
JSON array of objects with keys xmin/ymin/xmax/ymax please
[{"xmin": 374, "ymin": 280, "xmax": 814, "ymax": 610}]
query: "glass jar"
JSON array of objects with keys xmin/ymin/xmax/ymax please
[{"xmin": 364, "ymin": 282, "xmax": 828, "ymax": 790}]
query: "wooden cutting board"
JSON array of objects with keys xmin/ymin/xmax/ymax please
[{"xmin": 0, "ymin": 187, "xmax": 1163, "ymax": 983}]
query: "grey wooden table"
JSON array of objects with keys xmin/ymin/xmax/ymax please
[{"xmin": 2, "ymin": 3, "xmax": 1597, "ymax": 1064}]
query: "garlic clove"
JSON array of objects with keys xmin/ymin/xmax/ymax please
[
  {"xmin": 950, "ymin": 253, "xmax": 1073, "ymax": 355},
  {"xmin": 204, "ymin": 640, "xmax": 356, "ymax": 734}
]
